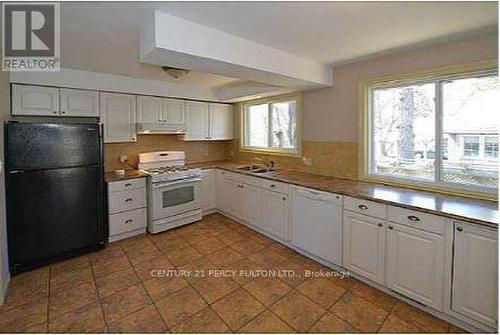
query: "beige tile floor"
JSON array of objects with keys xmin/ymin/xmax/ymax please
[{"xmin": 0, "ymin": 213, "xmax": 467, "ymax": 333}]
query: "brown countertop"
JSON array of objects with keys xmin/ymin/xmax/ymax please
[
  {"xmin": 105, "ymin": 169, "xmax": 148, "ymax": 183},
  {"xmin": 192, "ymin": 161, "xmax": 499, "ymax": 228}
]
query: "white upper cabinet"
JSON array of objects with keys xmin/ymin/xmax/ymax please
[
  {"xmin": 385, "ymin": 222, "xmax": 446, "ymax": 311},
  {"xmin": 137, "ymin": 95, "xmax": 162, "ymax": 123},
  {"xmin": 209, "ymin": 103, "xmax": 233, "ymax": 140},
  {"xmin": 452, "ymin": 222, "xmax": 498, "ymax": 329},
  {"xmin": 12, "ymin": 84, "xmax": 59, "ymax": 116},
  {"xmin": 59, "ymin": 88, "xmax": 99, "ymax": 117},
  {"xmin": 185, "ymin": 101, "xmax": 210, "ymax": 140},
  {"xmin": 100, "ymin": 92, "xmax": 137, "ymax": 143},
  {"xmin": 163, "ymin": 98, "xmax": 186, "ymax": 124},
  {"xmin": 343, "ymin": 211, "xmax": 386, "ymax": 284}
]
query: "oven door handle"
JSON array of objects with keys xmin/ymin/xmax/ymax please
[{"xmin": 152, "ymin": 178, "xmax": 203, "ymax": 189}]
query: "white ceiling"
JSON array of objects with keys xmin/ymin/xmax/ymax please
[{"xmin": 60, "ymin": 2, "xmax": 497, "ymax": 90}]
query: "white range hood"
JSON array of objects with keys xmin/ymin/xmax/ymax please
[{"xmin": 136, "ymin": 122, "xmax": 187, "ymax": 134}]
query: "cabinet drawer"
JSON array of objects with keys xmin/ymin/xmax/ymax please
[
  {"xmin": 109, "ymin": 208, "xmax": 147, "ymax": 236},
  {"xmin": 109, "ymin": 188, "xmax": 147, "ymax": 214},
  {"xmin": 388, "ymin": 206, "xmax": 446, "ymax": 235},
  {"xmin": 108, "ymin": 178, "xmax": 146, "ymax": 192},
  {"xmin": 240, "ymin": 174, "xmax": 263, "ymax": 188},
  {"xmin": 262, "ymin": 180, "xmax": 289, "ymax": 194},
  {"xmin": 344, "ymin": 197, "xmax": 387, "ymax": 219}
]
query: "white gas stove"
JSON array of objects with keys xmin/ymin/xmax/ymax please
[{"xmin": 138, "ymin": 151, "xmax": 203, "ymax": 234}]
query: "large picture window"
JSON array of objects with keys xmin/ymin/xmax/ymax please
[
  {"xmin": 242, "ymin": 97, "xmax": 299, "ymax": 154},
  {"xmin": 366, "ymin": 69, "xmax": 498, "ymax": 193}
]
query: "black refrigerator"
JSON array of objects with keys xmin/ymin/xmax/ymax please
[{"xmin": 5, "ymin": 122, "xmax": 107, "ymax": 274}]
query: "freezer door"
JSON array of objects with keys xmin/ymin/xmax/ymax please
[
  {"xmin": 6, "ymin": 166, "xmax": 105, "ymax": 271},
  {"xmin": 5, "ymin": 122, "xmax": 101, "ymax": 170}
]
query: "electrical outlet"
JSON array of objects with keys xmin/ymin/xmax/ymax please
[
  {"xmin": 119, "ymin": 155, "xmax": 128, "ymax": 163},
  {"xmin": 302, "ymin": 156, "xmax": 312, "ymax": 166}
]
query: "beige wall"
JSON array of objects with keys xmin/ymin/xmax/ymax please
[
  {"xmin": 105, "ymin": 135, "xmax": 229, "ymax": 171},
  {"xmin": 302, "ymin": 32, "xmax": 498, "ymax": 142},
  {"xmin": 230, "ymin": 32, "xmax": 498, "ymax": 180},
  {"xmin": 0, "ymin": 6, "xmax": 11, "ymax": 301}
]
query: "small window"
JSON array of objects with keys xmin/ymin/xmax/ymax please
[
  {"xmin": 484, "ymin": 136, "xmax": 498, "ymax": 159},
  {"xmin": 243, "ymin": 97, "xmax": 299, "ymax": 154},
  {"xmin": 463, "ymin": 136, "xmax": 480, "ymax": 158}
]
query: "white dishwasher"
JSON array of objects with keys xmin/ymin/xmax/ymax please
[{"xmin": 291, "ymin": 186, "xmax": 343, "ymax": 265}]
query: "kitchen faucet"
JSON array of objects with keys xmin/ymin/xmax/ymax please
[{"xmin": 255, "ymin": 157, "xmax": 275, "ymax": 171}]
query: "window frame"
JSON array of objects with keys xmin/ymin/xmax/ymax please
[
  {"xmin": 240, "ymin": 94, "xmax": 302, "ymax": 156},
  {"xmin": 359, "ymin": 59, "xmax": 498, "ymax": 200}
]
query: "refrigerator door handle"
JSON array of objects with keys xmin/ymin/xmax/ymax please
[{"xmin": 8, "ymin": 170, "xmax": 24, "ymax": 174}]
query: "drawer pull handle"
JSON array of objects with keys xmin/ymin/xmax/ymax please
[
  {"xmin": 282, "ymin": 197, "xmax": 287, "ymax": 201},
  {"xmin": 125, "ymin": 219, "xmax": 134, "ymax": 224},
  {"xmin": 378, "ymin": 223, "xmax": 383, "ymax": 227},
  {"xmin": 407, "ymin": 215, "xmax": 420, "ymax": 222},
  {"xmin": 388, "ymin": 226, "xmax": 394, "ymax": 230},
  {"xmin": 358, "ymin": 204, "xmax": 368, "ymax": 210},
  {"xmin": 125, "ymin": 198, "xmax": 133, "ymax": 203},
  {"xmin": 124, "ymin": 183, "xmax": 132, "ymax": 187},
  {"xmin": 270, "ymin": 184, "xmax": 276, "ymax": 188},
  {"xmin": 456, "ymin": 226, "xmax": 463, "ymax": 232}
]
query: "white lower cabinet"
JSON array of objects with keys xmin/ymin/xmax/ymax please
[
  {"xmin": 201, "ymin": 169, "xmax": 216, "ymax": 213},
  {"xmin": 261, "ymin": 189, "xmax": 289, "ymax": 241},
  {"xmin": 386, "ymin": 222, "xmax": 446, "ymax": 311},
  {"xmin": 240, "ymin": 183, "xmax": 262, "ymax": 228},
  {"xmin": 343, "ymin": 211, "xmax": 386, "ymax": 284},
  {"xmin": 108, "ymin": 178, "xmax": 147, "ymax": 242},
  {"xmin": 451, "ymin": 222, "xmax": 498, "ymax": 329}
]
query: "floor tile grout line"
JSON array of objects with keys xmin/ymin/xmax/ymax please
[{"xmin": 375, "ymin": 299, "xmax": 397, "ymax": 333}]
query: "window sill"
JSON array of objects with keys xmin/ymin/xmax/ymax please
[
  {"xmin": 239, "ymin": 147, "xmax": 302, "ymax": 158},
  {"xmin": 360, "ymin": 173, "xmax": 498, "ymax": 202}
]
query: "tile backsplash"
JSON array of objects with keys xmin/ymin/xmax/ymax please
[{"xmin": 104, "ymin": 134, "xmax": 230, "ymax": 171}]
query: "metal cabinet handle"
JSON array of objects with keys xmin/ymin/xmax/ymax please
[
  {"xmin": 358, "ymin": 204, "xmax": 368, "ymax": 210},
  {"xmin": 282, "ymin": 197, "xmax": 287, "ymax": 201},
  {"xmin": 124, "ymin": 183, "xmax": 132, "ymax": 187},
  {"xmin": 270, "ymin": 184, "xmax": 276, "ymax": 188},
  {"xmin": 407, "ymin": 215, "xmax": 420, "ymax": 222},
  {"xmin": 378, "ymin": 223, "xmax": 383, "ymax": 227},
  {"xmin": 61, "ymin": 111, "xmax": 66, "ymax": 114},
  {"xmin": 125, "ymin": 198, "xmax": 133, "ymax": 202},
  {"xmin": 125, "ymin": 219, "xmax": 134, "ymax": 224},
  {"xmin": 456, "ymin": 226, "xmax": 463, "ymax": 232},
  {"xmin": 52, "ymin": 110, "xmax": 58, "ymax": 114},
  {"xmin": 388, "ymin": 226, "xmax": 394, "ymax": 230}
]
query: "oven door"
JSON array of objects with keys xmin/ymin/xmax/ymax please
[{"xmin": 151, "ymin": 178, "xmax": 202, "ymax": 220}]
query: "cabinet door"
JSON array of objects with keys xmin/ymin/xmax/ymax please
[
  {"xmin": 185, "ymin": 101, "xmax": 209, "ymax": 140},
  {"xmin": 163, "ymin": 99, "xmax": 186, "ymax": 124},
  {"xmin": 386, "ymin": 222, "xmax": 446, "ymax": 311},
  {"xmin": 100, "ymin": 93, "xmax": 137, "ymax": 143},
  {"xmin": 59, "ymin": 88, "xmax": 99, "ymax": 117},
  {"xmin": 201, "ymin": 169, "xmax": 216, "ymax": 212},
  {"xmin": 262, "ymin": 190, "xmax": 289, "ymax": 240},
  {"xmin": 225, "ymin": 178, "xmax": 240, "ymax": 218},
  {"xmin": 215, "ymin": 170, "xmax": 228, "ymax": 213},
  {"xmin": 240, "ymin": 183, "xmax": 262, "ymax": 228},
  {"xmin": 12, "ymin": 84, "xmax": 59, "ymax": 116},
  {"xmin": 343, "ymin": 211, "xmax": 385, "ymax": 284},
  {"xmin": 209, "ymin": 103, "xmax": 233, "ymax": 140},
  {"xmin": 452, "ymin": 223, "xmax": 498, "ymax": 328},
  {"xmin": 137, "ymin": 96, "xmax": 162, "ymax": 123}
]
